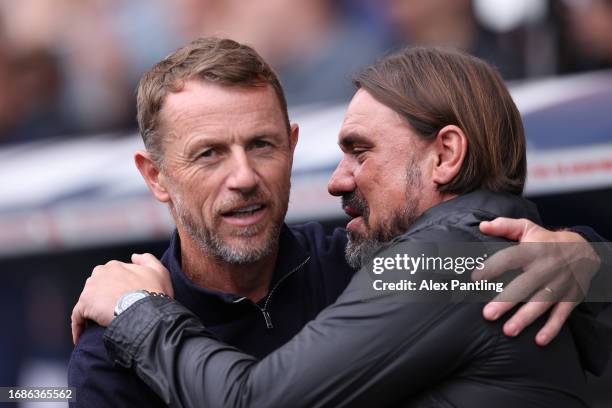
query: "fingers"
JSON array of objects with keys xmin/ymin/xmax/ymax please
[
  {"xmin": 495, "ymin": 272, "xmax": 571, "ymax": 340},
  {"xmin": 71, "ymin": 256, "xmax": 171, "ymax": 344},
  {"xmin": 472, "ymin": 245, "xmax": 528, "ymax": 281},
  {"xmin": 479, "ymin": 218, "xmax": 532, "ymax": 241},
  {"xmin": 502, "ymin": 301, "xmax": 554, "ymax": 337},
  {"xmin": 487, "ymin": 261, "xmax": 553, "ymax": 304},
  {"xmin": 71, "ymin": 276, "xmax": 96, "ymax": 345},
  {"xmin": 475, "ymin": 218, "xmax": 539, "ymax": 281},
  {"xmin": 479, "ymin": 218, "xmax": 590, "ymax": 346},
  {"xmin": 480, "ymin": 259, "xmax": 559, "ymax": 322},
  {"xmin": 535, "ymin": 302, "xmax": 577, "ymax": 346},
  {"xmin": 562, "ymin": 231, "xmax": 587, "ymax": 244},
  {"xmin": 71, "ymin": 301, "xmax": 85, "ymax": 345},
  {"xmin": 482, "ymin": 301, "xmax": 515, "ymax": 321}
]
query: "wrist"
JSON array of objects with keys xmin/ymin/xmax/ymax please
[{"xmin": 114, "ymin": 290, "xmax": 170, "ymax": 317}]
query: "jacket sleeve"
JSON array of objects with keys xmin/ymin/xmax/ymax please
[
  {"xmin": 103, "ymin": 241, "xmax": 498, "ymax": 408},
  {"xmin": 69, "ymin": 324, "xmax": 167, "ymax": 407},
  {"xmin": 566, "ymin": 226, "xmax": 612, "ymax": 375}
]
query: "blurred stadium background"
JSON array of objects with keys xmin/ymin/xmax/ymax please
[{"xmin": 0, "ymin": 0, "xmax": 611, "ymax": 407}]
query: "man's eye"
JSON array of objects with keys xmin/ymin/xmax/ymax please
[
  {"xmin": 253, "ymin": 140, "xmax": 272, "ymax": 149},
  {"xmin": 353, "ymin": 149, "xmax": 367, "ymax": 159},
  {"xmin": 200, "ymin": 149, "xmax": 215, "ymax": 158}
]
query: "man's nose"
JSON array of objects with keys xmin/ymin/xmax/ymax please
[
  {"xmin": 328, "ymin": 158, "xmax": 355, "ymax": 197},
  {"xmin": 227, "ymin": 150, "xmax": 258, "ymax": 193}
]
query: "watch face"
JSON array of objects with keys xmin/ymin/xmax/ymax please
[{"xmin": 117, "ymin": 290, "xmax": 148, "ymax": 315}]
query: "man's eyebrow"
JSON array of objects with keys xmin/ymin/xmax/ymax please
[
  {"xmin": 338, "ymin": 132, "xmax": 372, "ymax": 148},
  {"xmin": 184, "ymin": 135, "xmax": 220, "ymax": 150},
  {"xmin": 183, "ymin": 130, "xmax": 284, "ymax": 155},
  {"xmin": 247, "ymin": 131, "xmax": 283, "ymax": 140}
]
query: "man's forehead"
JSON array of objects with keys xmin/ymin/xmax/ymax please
[
  {"xmin": 340, "ymin": 89, "xmax": 408, "ymax": 141},
  {"xmin": 344, "ymin": 90, "xmax": 406, "ymax": 125},
  {"xmin": 338, "ymin": 89, "xmax": 420, "ymax": 148},
  {"xmin": 163, "ymin": 81, "xmax": 280, "ymax": 117},
  {"xmin": 158, "ymin": 81, "xmax": 286, "ymax": 135}
]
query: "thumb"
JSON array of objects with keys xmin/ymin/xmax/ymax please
[
  {"xmin": 480, "ymin": 218, "xmax": 530, "ymax": 242},
  {"xmin": 131, "ymin": 253, "xmax": 174, "ymax": 298},
  {"xmin": 132, "ymin": 253, "xmax": 165, "ymax": 272}
]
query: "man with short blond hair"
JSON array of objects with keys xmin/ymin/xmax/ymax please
[{"xmin": 69, "ymin": 37, "xmax": 354, "ymax": 407}]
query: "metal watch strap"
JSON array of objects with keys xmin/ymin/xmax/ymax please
[
  {"xmin": 114, "ymin": 290, "xmax": 170, "ymax": 317},
  {"xmin": 144, "ymin": 290, "xmax": 170, "ymax": 299}
]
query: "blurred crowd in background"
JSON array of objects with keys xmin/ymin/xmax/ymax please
[{"xmin": 1, "ymin": 0, "xmax": 612, "ymax": 146}]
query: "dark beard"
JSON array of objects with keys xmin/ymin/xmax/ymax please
[{"xmin": 344, "ymin": 157, "xmax": 423, "ymax": 269}]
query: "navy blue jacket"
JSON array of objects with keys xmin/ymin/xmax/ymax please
[{"xmin": 68, "ymin": 223, "xmax": 355, "ymax": 407}]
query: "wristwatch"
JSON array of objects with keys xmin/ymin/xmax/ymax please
[{"xmin": 114, "ymin": 290, "xmax": 169, "ymax": 317}]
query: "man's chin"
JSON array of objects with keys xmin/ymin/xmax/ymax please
[
  {"xmin": 224, "ymin": 235, "xmax": 267, "ymax": 251},
  {"xmin": 215, "ymin": 237, "xmax": 275, "ymax": 264},
  {"xmin": 345, "ymin": 235, "xmax": 384, "ymax": 270},
  {"xmin": 213, "ymin": 223, "xmax": 281, "ymax": 264},
  {"xmin": 223, "ymin": 218, "xmax": 275, "ymax": 239}
]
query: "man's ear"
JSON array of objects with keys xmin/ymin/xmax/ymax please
[
  {"xmin": 134, "ymin": 150, "xmax": 170, "ymax": 203},
  {"xmin": 289, "ymin": 123, "xmax": 299, "ymax": 154},
  {"xmin": 431, "ymin": 125, "xmax": 468, "ymax": 186}
]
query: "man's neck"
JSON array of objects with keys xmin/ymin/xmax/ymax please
[{"xmin": 178, "ymin": 232, "xmax": 278, "ymax": 303}]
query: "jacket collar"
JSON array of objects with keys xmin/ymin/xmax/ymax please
[
  {"xmin": 160, "ymin": 223, "xmax": 309, "ymax": 313},
  {"xmin": 404, "ymin": 189, "xmax": 541, "ymax": 237}
]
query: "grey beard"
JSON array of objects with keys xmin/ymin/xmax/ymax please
[
  {"xmin": 174, "ymin": 195, "xmax": 281, "ymax": 265},
  {"xmin": 187, "ymin": 221, "xmax": 279, "ymax": 265},
  {"xmin": 344, "ymin": 232, "xmax": 384, "ymax": 269},
  {"xmin": 344, "ymin": 204, "xmax": 418, "ymax": 269}
]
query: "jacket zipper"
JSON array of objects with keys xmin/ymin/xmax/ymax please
[{"xmin": 256, "ymin": 256, "xmax": 311, "ymax": 329}]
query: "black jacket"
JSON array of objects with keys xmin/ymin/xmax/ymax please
[{"xmin": 104, "ymin": 190, "xmax": 607, "ymax": 407}]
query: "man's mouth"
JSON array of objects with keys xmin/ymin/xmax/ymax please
[
  {"xmin": 223, "ymin": 204, "xmax": 266, "ymax": 217},
  {"xmin": 346, "ymin": 214, "xmax": 365, "ymax": 234},
  {"xmin": 343, "ymin": 205, "xmax": 362, "ymax": 219},
  {"xmin": 220, "ymin": 203, "xmax": 268, "ymax": 226},
  {"xmin": 342, "ymin": 195, "xmax": 368, "ymax": 234}
]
